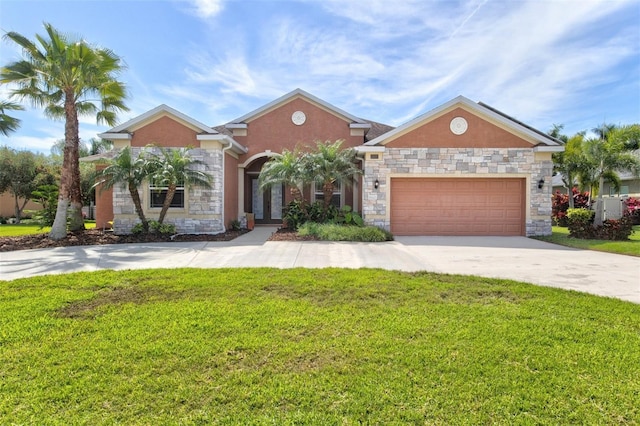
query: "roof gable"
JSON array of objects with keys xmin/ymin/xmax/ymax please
[
  {"xmin": 226, "ymin": 88, "xmax": 369, "ymax": 126},
  {"xmin": 101, "ymin": 104, "xmax": 218, "ymax": 137},
  {"xmin": 365, "ymin": 96, "xmax": 562, "ymax": 149}
]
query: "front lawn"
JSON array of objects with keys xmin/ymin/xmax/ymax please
[
  {"xmin": 1, "ymin": 268, "xmax": 638, "ymax": 424},
  {"xmin": 0, "ymin": 220, "xmax": 96, "ymax": 237},
  {"xmin": 535, "ymin": 226, "xmax": 640, "ymax": 257}
]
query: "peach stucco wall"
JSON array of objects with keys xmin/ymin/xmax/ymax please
[
  {"xmin": 131, "ymin": 116, "xmax": 200, "ymax": 148},
  {"xmin": 224, "ymin": 152, "xmax": 239, "ymax": 226},
  {"xmin": 0, "ymin": 192, "xmax": 42, "ymax": 218},
  {"xmin": 235, "ymin": 97, "xmax": 363, "ymax": 162},
  {"xmin": 94, "ymin": 164, "xmax": 114, "ymax": 229},
  {"xmin": 386, "ymin": 107, "xmax": 533, "ymax": 149}
]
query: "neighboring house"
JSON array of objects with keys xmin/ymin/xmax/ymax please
[
  {"xmin": 552, "ymin": 172, "xmax": 640, "ymax": 198},
  {"xmin": 91, "ymin": 89, "xmax": 562, "ymax": 236}
]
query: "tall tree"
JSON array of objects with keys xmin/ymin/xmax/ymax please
[
  {"xmin": 0, "ymin": 99, "xmax": 23, "ymax": 136},
  {"xmin": 552, "ymin": 134, "xmax": 586, "ymax": 209},
  {"xmin": 308, "ymin": 139, "xmax": 362, "ymax": 211},
  {"xmin": 1, "ymin": 23, "xmax": 128, "ymax": 240},
  {"xmin": 259, "ymin": 148, "xmax": 310, "ymax": 202},
  {"xmin": 0, "ymin": 147, "xmax": 53, "ymax": 222},
  {"xmin": 93, "ymin": 147, "xmax": 152, "ymax": 233},
  {"xmin": 148, "ymin": 147, "xmax": 212, "ymax": 225},
  {"xmin": 583, "ymin": 125, "xmax": 640, "ymax": 226}
]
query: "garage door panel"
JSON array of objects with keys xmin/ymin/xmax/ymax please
[{"xmin": 391, "ymin": 178, "xmax": 525, "ymax": 236}]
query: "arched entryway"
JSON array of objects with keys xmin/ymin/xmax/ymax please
[{"xmin": 242, "ymin": 156, "xmax": 285, "ymax": 225}]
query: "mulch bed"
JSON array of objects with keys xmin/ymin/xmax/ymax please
[
  {"xmin": 267, "ymin": 228, "xmax": 319, "ymax": 242},
  {"xmin": 0, "ymin": 227, "xmax": 318, "ymax": 252},
  {"xmin": 0, "ymin": 229, "xmax": 249, "ymax": 252}
]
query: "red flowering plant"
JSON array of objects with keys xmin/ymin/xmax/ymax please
[{"xmin": 623, "ymin": 197, "xmax": 640, "ymax": 225}]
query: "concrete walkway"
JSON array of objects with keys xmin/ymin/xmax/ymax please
[{"xmin": 1, "ymin": 226, "xmax": 638, "ymax": 303}]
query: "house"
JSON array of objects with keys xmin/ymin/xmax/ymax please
[
  {"xmin": 93, "ymin": 89, "xmax": 562, "ymax": 236},
  {"xmin": 552, "ymin": 172, "xmax": 640, "ymax": 198}
]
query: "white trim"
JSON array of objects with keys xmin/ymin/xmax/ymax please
[
  {"xmin": 98, "ymin": 132, "xmax": 132, "ymax": 140},
  {"xmin": 355, "ymin": 146, "xmax": 385, "ymax": 153},
  {"xmin": 365, "ymin": 95, "xmax": 562, "ymax": 148},
  {"xmin": 239, "ymin": 151, "xmax": 276, "ymax": 168},
  {"xmin": 197, "ymin": 134, "xmax": 248, "ymax": 154},
  {"xmin": 227, "ymin": 88, "xmax": 368, "ymax": 125},
  {"xmin": 350, "ymin": 123, "xmax": 371, "ymax": 129},
  {"xmin": 533, "ymin": 145, "xmax": 565, "ymax": 152}
]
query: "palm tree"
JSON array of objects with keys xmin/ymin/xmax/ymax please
[
  {"xmin": 1, "ymin": 23, "xmax": 128, "ymax": 240},
  {"xmin": 148, "ymin": 147, "xmax": 212, "ymax": 224},
  {"xmin": 553, "ymin": 134, "xmax": 586, "ymax": 209},
  {"xmin": 583, "ymin": 125, "xmax": 640, "ymax": 226},
  {"xmin": 309, "ymin": 139, "xmax": 362, "ymax": 211},
  {"xmin": 258, "ymin": 148, "xmax": 310, "ymax": 202},
  {"xmin": 0, "ymin": 100, "xmax": 24, "ymax": 136},
  {"xmin": 93, "ymin": 147, "xmax": 152, "ymax": 233}
]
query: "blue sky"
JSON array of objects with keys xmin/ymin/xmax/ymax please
[{"xmin": 1, "ymin": 0, "xmax": 638, "ymax": 153}]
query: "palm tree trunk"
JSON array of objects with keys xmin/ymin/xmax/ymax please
[
  {"xmin": 50, "ymin": 92, "xmax": 84, "ymax": 240},
  {"xmin": 594, "ymin": 174, "xmax": 605, "ymax": 226},
  {"xmin": 128, "ymin": 181, "xmax": 148, "ymax": 232},
  {"xmin": 158, "ymin": 185, "xmax": 177, "ymax": 224},
  {"xmin": 323, "ymin": 181, "xmax": 334, "ymax": 210},
  {"xmin": 567, "ymin": 173, "xmax": 575, "ymax": 209},
  {"xmin": 290, "ymin": 185, "xmax": 303, "ymax": 202}
]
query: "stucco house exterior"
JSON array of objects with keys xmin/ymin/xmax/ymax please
[{"xmin": 93, "ymin": 89, "xmax": 563, "ymax": 236}]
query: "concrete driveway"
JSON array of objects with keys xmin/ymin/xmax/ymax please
[{"xmin": 1, "ymin": 227, "xmax": 638, "ymax": 303}]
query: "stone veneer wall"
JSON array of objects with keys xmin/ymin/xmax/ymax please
[
  {"xmin": 112, "ymin": 147, "xmax": 225, "ymax": 234},
  {"xmin": 362, "ymin": 148, "xmax": 553, "ymax": 236}
]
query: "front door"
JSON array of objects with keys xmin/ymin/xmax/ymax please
[{"xmin": 251, "ymin": 178, "xmax": 283, "ymax": 224}]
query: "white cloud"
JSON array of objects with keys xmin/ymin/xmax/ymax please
[
  {"xmin": 183, "ymin": 0, "xmax": 224, "ymax": 18},
  {"xmin": 160, "ymin": 0, "xmax": 638, "ymax": 132}
]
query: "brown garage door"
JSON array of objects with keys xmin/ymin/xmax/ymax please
[{"xmin": 390, "ymin": 178, "xmax": 525, "ymax": 236}]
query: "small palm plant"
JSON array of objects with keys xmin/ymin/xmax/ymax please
[
  {"xmin": 309, "ymin": 139, "xmax": 362, "ymax": 212},
  {"xmin": 258, "ymin": 148, "xmax": 310, "ymax": 202},
  {"xmin": 93, "ymin": 147, "xmax": 153, "ymax": 233},
  {"xmin": 148, "ymin": 147, "xmax": 212, "ymax": 224}
]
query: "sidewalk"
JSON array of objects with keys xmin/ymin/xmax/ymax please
[{"xmin": 1, "ymin": 229, "xmax": 638, "ymax": 303}]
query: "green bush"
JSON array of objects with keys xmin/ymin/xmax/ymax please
[
  {"xmin": 229, "ymin": 219, "xmax": 241, "ymax": 231},
  {"xmin": 567, "ymin": 208, "xmax": 594, "ymax": 238},
  {"xmin": 131, "ymin": 221, "xmax": 176, "ymax": 235},
  {"xmin": 284, "ymin": 201, "xmax": 364, "ymax": 230},
  {"xmin": 298, "ymin": 223, "xmax": 393, "ymax": 242}
]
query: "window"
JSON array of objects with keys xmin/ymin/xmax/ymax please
[
  {"xmin": 609, "ymin": 185, "xmax": 629, "ymax": 197},
  {"xmin": 314, "ymin": 181, "xmax": 342, "ymax": 208},
  {"xmin": 149, "ymin": 180, "xmax": 184, "ymax": 208}
]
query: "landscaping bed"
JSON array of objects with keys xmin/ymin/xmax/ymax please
[{"xmin": 0, "ymin": 228, "xmax": 248, "ymax": 252}]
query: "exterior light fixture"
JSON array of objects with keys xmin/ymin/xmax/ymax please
[
  {"xmin": 374, "ymin": 179, "xmax": 379, "ymax": 189},
  {"xmin": 538, "ymin": 178, "xmax": 545, "ymax": 189}
]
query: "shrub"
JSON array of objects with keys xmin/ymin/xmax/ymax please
[
  {"xmin": 283, "ymin": 201, "xmax": 364, "ymax": 230},
  {"xmin": 597, "ymin": 217, "xmax": 634, "ymax": 240},
  {"xmin": 229, "ymin": 219, "xmax": 241, "ymax": 231},
  {"xmin": 624, "ymin": 197, "xmax": 640, "ymax": 225},
  {"xmin": 131, "ymin": 220, "xmax": 176, "ymax": 235},
  {"xmin": 552, "ymin": 188, "xmax": 590, "ymax": 226},
  {"xmin": 567, "ymin": 208, "xmax": 594, "ymax": 238},
  {"xmin": 567, "ymin": 208, "xmax": 634, "ymax": 240},
  {"xmin": 298, "ymin": 223, "xmax": 393, "ymax": 242},
  {"xmin": 29, "ymin": 184, "xmax": 59, "ymax": 228}
]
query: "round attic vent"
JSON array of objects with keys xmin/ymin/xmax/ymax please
[{"xmin": 450, "ymin": 117, "xmax": 468, "ymax": 135}]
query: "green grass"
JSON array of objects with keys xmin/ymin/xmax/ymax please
[
  {"xmin": 0, "ymin": 221, "xmax": 96, "ymax": 237},
  {"xmin": 535, "ymin": 226, "xmax": 640, "ymax": 257},
  {"xmin": 1, "ymin": 268, "xmax": 638, "ymax": 424}
]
